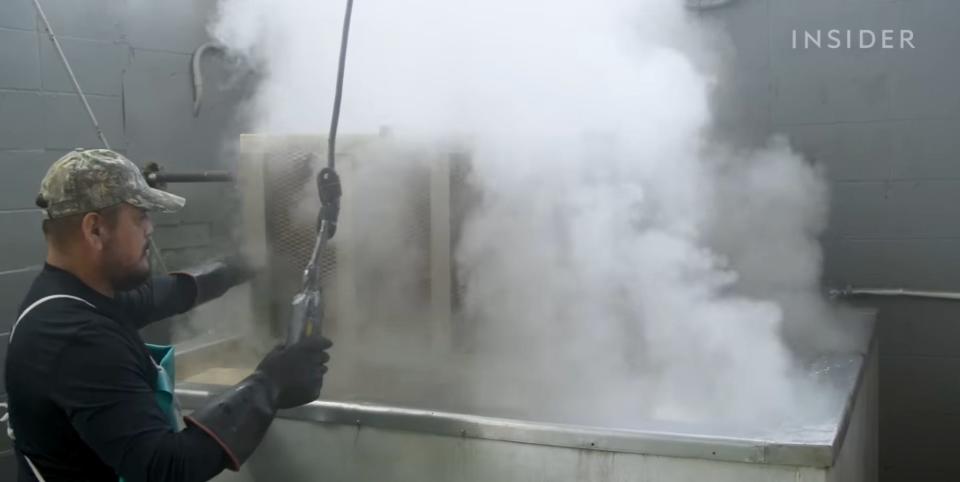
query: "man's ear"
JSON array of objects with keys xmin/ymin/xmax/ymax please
[{"xmin": 80, "ymin": 212, "xmax": 105, "ymax": 250}]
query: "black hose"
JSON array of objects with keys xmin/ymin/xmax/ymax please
[
  {"xmin": 327, "ymin": 0, "xmax": 355, "ymax": 171},
  {"xmin": 314, "ymin": 0, "xmax": 352, "ymax": 240}
]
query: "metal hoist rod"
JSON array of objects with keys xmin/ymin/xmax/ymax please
[{"xmin": 31, "ymin": 0, "xmax": 111, "ymax": 150}]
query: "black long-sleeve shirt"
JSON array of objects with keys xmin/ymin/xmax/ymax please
[{"xmin": 4, "ymin": 264, "xmax": 229, "ymax": 482}]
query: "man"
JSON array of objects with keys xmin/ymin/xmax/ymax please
[{"xmin": 4, "ymin": 149, "xmax": 332, "ymax": 481}]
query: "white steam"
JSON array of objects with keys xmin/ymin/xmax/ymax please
[{"xmin": 209, "ymin": 0, "xmax": 864, "ymax": 427}]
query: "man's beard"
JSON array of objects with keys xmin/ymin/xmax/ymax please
[
  {"xmin": 104, "ymin": 248, "xmax": 152, "ymax": 292},
  {"xmin": 110, "ymin": 264, "xmax": 151, "ymax": 292}
]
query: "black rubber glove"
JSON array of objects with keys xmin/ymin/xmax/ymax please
[
  {"xmin": 185, "ymin": 373, "xmax": 276, "ymax": 471},
  {"xmin": 173, "ymin": 254, "xmax": 258, "ymax": 306},
  {"xmin": 184, "ymin": 336, "xmax": 332, "ymax": 471},
  {"xmin": 257, "ymin": 336, "xmax": 333, "ymax": 409}
]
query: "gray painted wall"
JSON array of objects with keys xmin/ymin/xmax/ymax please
[
  {"xmin": 0, "ymin": 0, "xmax": 247, "ymax": 471},
  {"xmin": 700, "ymin": 0, "xmax": 960, "ymax": 481}
]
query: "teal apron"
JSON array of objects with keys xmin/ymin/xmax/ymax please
[
  {"xmin": 145, "ymin": 343, "xmax": 184, "ymax": 432},
  {"xmin": 5, "ymin": 295, "xmax": 183, "ymax": 482},
  {"xmin": 116, "ymin": 343, "xmax": 182, "ymax": 482}
]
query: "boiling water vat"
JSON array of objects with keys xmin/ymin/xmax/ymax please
[
  {"xmin": 175, "ymin": 135, "xmax": 877, "ymax": 481},
  {"xmin": 177, "ymin": 336, "xmax": 876, "ymax": 481}
]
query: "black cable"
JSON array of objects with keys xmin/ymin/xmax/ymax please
[
  {"xmin": 327, "ymin": 0, "xmax": 355, "ymax": 171},
  {"xmin": 316, "ymin": 0, "xmax": 353, "ymax": 239},
  {"xmin": 288, "ymin": 0, "xmax": 354, "ymax": 342}
]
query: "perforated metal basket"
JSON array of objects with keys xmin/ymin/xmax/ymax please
[{"xmin": 238, "ymin": 134, "xmax": 467, "ymax": 347}]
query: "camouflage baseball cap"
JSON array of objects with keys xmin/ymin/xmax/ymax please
[{"xmin": 37, "ymin": 148, "xmax": 186, "ymax": 220}]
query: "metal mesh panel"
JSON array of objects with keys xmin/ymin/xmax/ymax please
[
  {"xmin": 448, "ymin": 152, "xmax": 474, "ymax": 313},
  {"xmin": 243, "ymin": 135, "xmax": 451, "ymax": 340},
  {"xmin": 402, "ymin": 159, "xmax": 432, "ymax": 309},
  {"xmin": 263, "ymin": 148, "xmax": 337, "ymax": 281},
  {"xmin": 251, "ymin": 139, "xmax": 333, "ymax": 334},
  {"xmin": 343, "ymin": 146, "xmax": 433, "ymax": 330}
]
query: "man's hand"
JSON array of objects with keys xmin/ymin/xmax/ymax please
[
  {"xmin": 185, "ymin": 335, "xmax": 331, "ymax": 471},
  {"xmin": 256, "ymin": 336, "xmax": 333, "ymax": 409},
  {"xmin": 218, "ymin": 253, "xmax": 259, "ymax": 287},
  {"xmin": 173, "ymin": 253, "xmax": 261, "ymax": 306}
]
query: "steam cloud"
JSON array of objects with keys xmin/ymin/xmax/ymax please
[{"xmin": 209, "ymin": 0, "xmax": 865, "ymax": 428}]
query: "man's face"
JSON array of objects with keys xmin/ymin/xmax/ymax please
[{"xmin": 101, "ymin": 204, "xmax": 154, "ymax": 291}]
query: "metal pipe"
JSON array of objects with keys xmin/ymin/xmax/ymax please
[
  {"xmin": 685, "ymin": 0, "xmax": 737, "ymax": 9},
  {"xmin": 31, "ymin": 0, "xmax": 111, "ymax": 149},
  {"xmin": 830, "ymin": 287, "xmax": 960, "ymax": 302},
  {"xmin": 146, "ymin": 171, "xmax": 234, "ymax": 186}
]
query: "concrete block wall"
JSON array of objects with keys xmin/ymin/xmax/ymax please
[
  {"xmin": 700, "ymin": 0, "xmax": 960, "ymax": 480},
  {"xmin": 0, "ymin": 0, "xmax": 247, "ymax": 469}
]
